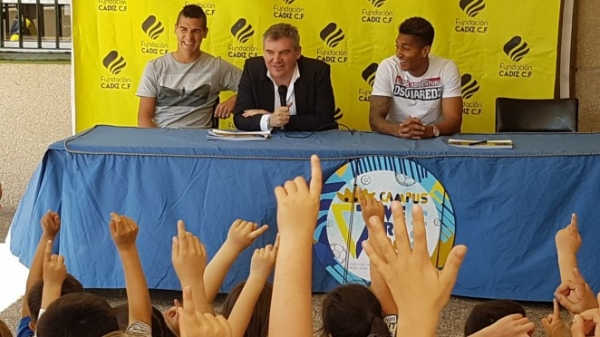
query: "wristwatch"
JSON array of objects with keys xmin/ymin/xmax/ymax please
[{"xmin": 431, "ymin": 125, "xmax": 440, "ymax": 138}]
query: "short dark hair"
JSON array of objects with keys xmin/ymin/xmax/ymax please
[
  {"xmin": 464, "ymin": 299, "xmax": 527, "ymax": 336},
  {"xmin": 114, "ymin": 303, "xmax": 177, "ymax": 337},
  {"xmin": 320, "ymin": 284, "xmax": 390, "ymax": 337},
  {"xmin": 35, "ymin": 292, "xmax": 119, "ymax": 337},
  {"xmin": 263, "ymin": 23, "xmax": 301, "ymax": 50},
  {"xmin": 399, "ymin": 17, "xmax": 435, "ymax": 47},
  {"xmin": 176, "ymin": 5, "xmax": 207, "ymax": 28},
  {"xmin": 220, "ymin": 281, "xmax": 273, "ymax": 337},
  {"xmin": 27, "ymin": 273, "xmax": 84, "ymax": 322}
]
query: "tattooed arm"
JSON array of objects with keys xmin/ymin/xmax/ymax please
[{"xmin": 369, "ymin": 95, "xmax": 400, "ymax": 137}]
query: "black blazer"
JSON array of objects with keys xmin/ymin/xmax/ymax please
[{"xmin": 233, "ymin": 56, "xmax": 337, "ymax": 131}]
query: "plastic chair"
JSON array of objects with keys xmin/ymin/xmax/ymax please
[{"xmin": 495, "ymin": 97, "xmax": 578, "ymax": 132}]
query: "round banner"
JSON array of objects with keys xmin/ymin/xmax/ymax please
[{"xmin": 313, "ymin": 156, "xmax": 456, "ymax": 285}]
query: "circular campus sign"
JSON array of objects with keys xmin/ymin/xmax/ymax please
[{"xmin": 313, "ymin": 156, "xmax": 456, "ymax": 285}]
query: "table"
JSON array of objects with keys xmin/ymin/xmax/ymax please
[{"xmin": 9, "ymin": 126, "xmax": 600, "ymax": 301}]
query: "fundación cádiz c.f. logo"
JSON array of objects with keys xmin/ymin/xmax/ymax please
[
  {"xmin": 142, "ymin": 15, "xmax": 164, "ymax": 40},
  {"xmin": 504, "ymin": 36, "xmax": 530, "ymax": 62},
  {"xmin": 459, "ymin": 0, "xmax": 486, "ymax": 17},
  {"xmin": 320, "ymin": 23, "xmax": 345, "ymax": 48},
  {"xmin": 362, "ymin": 63, "xmax": 378, "ymax": 87},
  {"xmin": 103, "ymin": 51, "xmax": 127, "ymax": 75},
  {"xmin": 461, "ymin": 74, "xmax": 480, "ymax": 100},
  {"xmin": 231, "ymin": 18, "xmax": 255, "ymax": 44}
]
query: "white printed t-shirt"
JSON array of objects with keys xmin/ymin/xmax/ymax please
[{"xmin": 372, "ymin": 55, "xmax": 461, "ymax": 125}]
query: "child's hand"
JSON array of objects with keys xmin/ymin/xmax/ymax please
[
  {"xmin": 572, "ymin": 304, "xmax": 600, "ymax": 337},
  {"xmin": 472, "ymin": 314, "xmax": 534, "ymax": 337},
  {"xmin": 541, "ymin": 299, "xmax": 567, "ymax": 337},
  {"xmin": 163, "ymin": 299, "xmax": 183, "ymax": 337},
  {"xmin": 357, "ymin": 188, "xmax": 384, "ymax": 226},
  {"xmin": 555, "ymin": 213, "xmax": 581, "ymax": 255},
  {"xmin": 172, "ymin": 220, "xmax": 207, "ymax": 285},
  {"xmin": 555, "ymin": 268, "xmax": 598, "ymax": 314},
  {"xmin": 40, "ymin": 210, "xmax": 61, "ymax": 238},
  {"xmin": 109, "ymin": 213, "xmax": 139, "ymax": 251},
  {"xmin": 178, "ymin": 287, "xmax": 232, "ymax": 337},
  {"xmin": 225, "ymin": 220, "xmax": 268, "ymax": 252},
  {"xmin": 274, "ymin": 155, "xmax": 322, "ymax": 239},
  {"xmin": 42, "ymin": 240, "xmax": 66, "ymax": 286},
  {"xmin": 249, "ymin": 235, "xmax": 279, "ymax": 280},
  {"xmin": 363, "ymin": 202, "xmax": 467, "ymax": 323}
]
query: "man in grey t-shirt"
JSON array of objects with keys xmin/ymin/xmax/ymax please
[{"xmin": 137, "ymin": 5, "xmax": 241, "ymax": 129}]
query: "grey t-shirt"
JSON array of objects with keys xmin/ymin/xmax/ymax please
[{"xmin": 137, "ymin": 52, "xmax": 241, "ymax": 128}]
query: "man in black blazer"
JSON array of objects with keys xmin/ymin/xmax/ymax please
[{"xmin": 233, "ymin": 23, "xmax": 337, "ymax": 132}]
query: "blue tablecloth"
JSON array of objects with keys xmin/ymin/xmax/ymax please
[{"xmin": 10, "ymin": 126, "xmax": 600, "ymax": 301}]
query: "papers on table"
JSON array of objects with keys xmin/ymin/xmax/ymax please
[
  {"xmin": 207, "ymin": 129, "xmax": 271, "ymax": 141},
  {"xmin": 448, "ymin": 139, "xmax": 513, "ymax": 149}
]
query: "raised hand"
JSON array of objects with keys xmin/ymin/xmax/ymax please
[
  {"xmin": 108, "ymin": 212, "xmax": 152, "ymax": 327},
  {"xmin": 358, "ymin": 189, "xmax": 397, "ymax": 314},
  {"xmin": 172, "ymin": 220, "xmax": 211, "ymax": 315},
  {"xmin": 178, "ymin": 287, "xmax": 232, "ymax": 337},
  {"xmin": 555, "ymin": 268, "xmax": 598, "ymax": 314},
  {"xmin": 225, "ymin": 220, "xmax": 268, "ymax": 253},
  {"xmin": 571, "ymin": 297, "xmax": 600, "ymax": 337},
  {"xmin": 163, "ymin": 299, "xmax": 183, "ymax": 337},
  {"xmin": 269, "ymin": 155, "xmax": 322, "ymax": 337},
  {"xmin": 357, "ymin": 188, "xmax": 384, "ymax": 224},
  {"xmin": 555, "ymin": 213, "xmax": 581, "ymax": 255},
  {"xmin": 274, "ymin": 154, "xmax": 322, "ymax": 239},
  {"xmin": 40, "ymin": 210, "xmax": 61, "ymax": 238},
  {"xmin": 541, "ymin": 299, "xmax": 567, "ymax": 337},
  {"xmin": 109, "ymin": 213, "xmax": 139, "ymax": 251},
  {"xmin": 42, "ymin": 240, "xmax": 66, "ymax": 286},
  {"xmin": 249, "ymin": 235, "xmax": 279, "ymax": 280},
  {"xmin": 204, "ymin": 220, "xmax": 267, "ymax": 309},
  {"xmin": 40, "ymin": 239, "xmax": 68, "ymax": 311},
  {"xmin": 172, "ymin": 220, "xmax": 207, "ymax": 285},
  {"xmin": 362, "ymin": 201, "xmax": 467, "ymax": 337}
]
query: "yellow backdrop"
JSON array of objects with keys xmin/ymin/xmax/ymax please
[{"xmin": 74, "ymin": 0, "xmax": 561, "ymax": 133}]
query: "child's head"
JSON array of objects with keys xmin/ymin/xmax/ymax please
[
  {"xmin": 0, "ymin": 318, "xmax": 12, "ymax": 337},
  {"xmin": 320, "ymin": 284, "xmax": 389, "ymax": 337},
  {"xmin": 115, "ymin": 303, "xmax": 176, "ymax": 337},
  {"xmin": 35, "ymin": 292, "xmax": 119, "ymax": 337},
  {"xmin": 220, "ymin": 281, "xmax": 273, "ymax": 337},
  {"xmin": 464, "ymin": 299, "xmax": 529, "ymax": 336},
  {"xmin": 26, "ymin": 273, "xmax": 83, "ymax": 330}
]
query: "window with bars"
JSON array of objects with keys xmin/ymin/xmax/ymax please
[{"xmin": 0, "ymin": 0, "xmax": 71, "ymax": 52}]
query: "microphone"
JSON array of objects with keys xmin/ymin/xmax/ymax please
[{"xmin": 277, "ymin": 85, "xmax": 288, "ymax": 108}]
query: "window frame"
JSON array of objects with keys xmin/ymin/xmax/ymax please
[{"xmin": 0, "ymin": 0, "xmax": 71, "ymax": 52}]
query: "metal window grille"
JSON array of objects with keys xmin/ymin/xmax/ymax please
[{"xmin": 0, "ymin": 0, "xmax": 71, "ymax": 52}]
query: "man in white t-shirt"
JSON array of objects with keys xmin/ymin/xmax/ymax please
[
  {"xmin": 370, "ymin": 17, "xmax": 463, "ymax": 139},
  {"xmin": 137, "ymin": 5, "xmax": 241, "ymax": 128}
]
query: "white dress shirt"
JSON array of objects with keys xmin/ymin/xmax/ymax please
[{"xmin": 260, "ymin": 64, "xmax": 301, "ymax": 131}]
